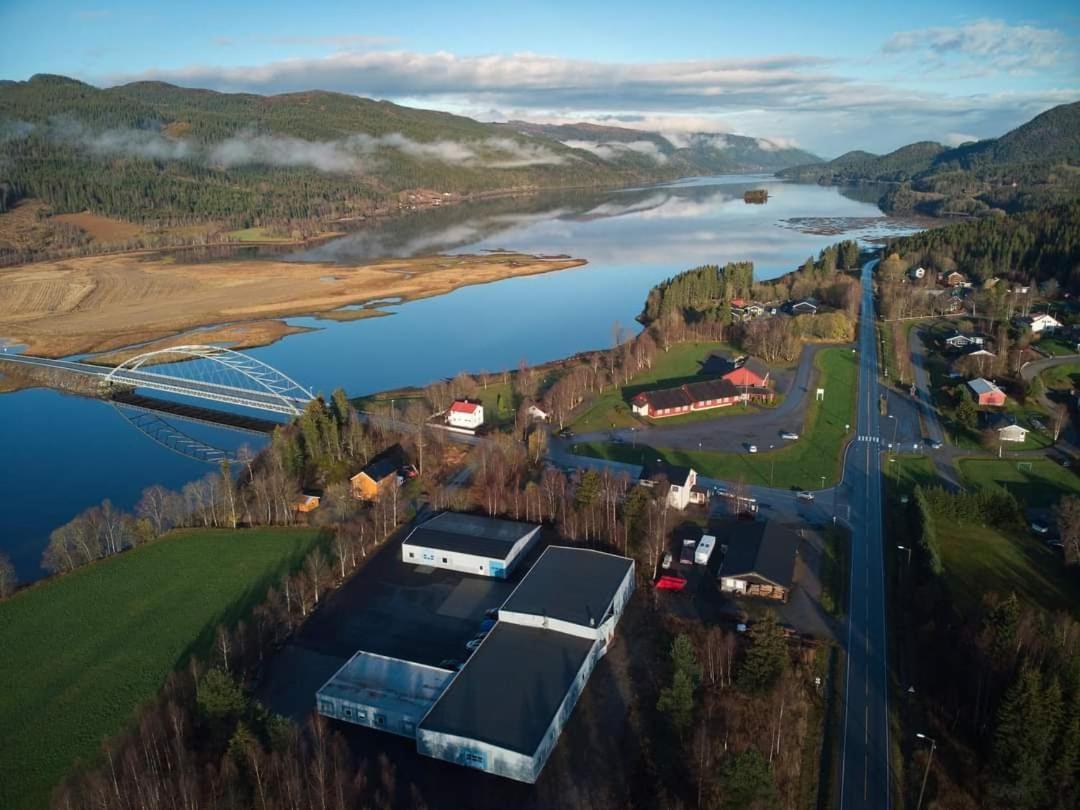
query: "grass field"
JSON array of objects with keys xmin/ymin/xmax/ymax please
[
  {"xmin": 1036, "ymin": 337, "xmax": 1080, "ymax": 358},
  {"xmin": 1041, "ymin": 362, "xmax": 1080, "ymax": 391},
  {"xmin": 575, "ymin": 347, "xmax": 857, "ymax": 489},
  {"xmin": 570, "ymin": 341, "xmax": 743, "ymax": 432},
  {"xmin": 884, "ymin": 455, "xmax": 937, "ymax": 500},
  {"xmin": 0, "ymin": 528, "xmax": 322, "ymax": 810},
  {"xmin": 936, "ymin": 517, "xmax": 1080, "ymax": 616},
  {"xmin": 958, "ymin": 458, "xmax": 1080, "ymax": 510},
  {"xmin": 226, "ymin": 225, "xmax": 298, "ymax": 243}
]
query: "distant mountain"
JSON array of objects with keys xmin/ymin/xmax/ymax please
[
  {"xmin": 505, "ymin": 120, "xmax": 822, "ymax": 173},
  {"xmin": 777, "ymin": 102, "xmax": 1080, "ymax": 216},
  {"xmin": 0, "ymin": 74, "xmax": 816, "ymax": 232}
]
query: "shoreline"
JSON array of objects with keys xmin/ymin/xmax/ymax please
[{"xmin": 0, "ymin": 251, "xmax": 587, "ymax": 360}]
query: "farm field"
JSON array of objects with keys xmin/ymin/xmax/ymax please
[
  {"xmin": 576, "ymin": 347, "xmax": 857, "ymax": 489},
  {"xmin": 0, "ymin": 528, "xmax": 322, "ymax": 810}
]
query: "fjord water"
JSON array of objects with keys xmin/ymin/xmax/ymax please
[{"xmin": 0, "ymin": 176, "xmax": 912, "ymax": 581}]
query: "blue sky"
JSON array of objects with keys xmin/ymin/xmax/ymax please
[{"xmin": 1, "ymin": 0, "xmax": 1077, "ymax": 155}]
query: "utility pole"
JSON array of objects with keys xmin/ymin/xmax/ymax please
[{"xmin": 915, "ymin": 733, "xmax": 937, "ymax": 810}]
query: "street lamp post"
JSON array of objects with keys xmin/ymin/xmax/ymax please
[
  {"xmin": 769, "ymin": 444, "xmax": 775, "ymax": 487},
  {"xmin": 820, "ymin": 475, "xmax": 826, "ymax": 490},
  {"xmin": 897, "ymin": 544, "xmax": 912, "ymax": 567},
  {"xmin": 889, "ymin": 413, "xmax": 899, "ymax": 446},
  {"xmin": 915, "ymin": 733, "xmax": 937, "ymax": 810}
]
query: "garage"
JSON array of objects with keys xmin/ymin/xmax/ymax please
[{"xmin": 401, "ymin": 511, "xmax": 541, "ymax": 579}]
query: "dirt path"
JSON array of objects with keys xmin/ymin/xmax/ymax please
[{"xmin": 0, "ymin": 251, "xmax": 585, "ymax": 357}]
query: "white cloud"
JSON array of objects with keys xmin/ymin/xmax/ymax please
[
  {"xmin": 883, "ymin": 19, "xmax": 1070, "ymax": 73},
  {"xmin": 563, "ymin": 139, "xmax": 669, "ymax": 163},
  {"xmin": 944, "ymin": 132, "xmax": 980, "ymax": 146},
  {"xmin": 755, "ymin": 136, "xmax": 801, "ymax": 151}
]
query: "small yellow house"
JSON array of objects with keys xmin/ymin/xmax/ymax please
[{"xmin": 350, "ymin": 445, "xmax": 406, "ymax": 501}]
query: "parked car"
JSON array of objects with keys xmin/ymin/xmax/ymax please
[
  {"xmin": 465, "ymin": 638, "xmax": 485, "ymax": 652},
  {"xmin": 1047, "ymin": 540, "xmax": 1065, "ymax": 552},
  {"xmin": 661, "ymin": 551, "xmax": 673, "ymax": 569},
  {"xmin": 796, "ymin": 491, "xmax": 815, "ymax": 502},
  {"xmin": 558, "ymin": 428, "xmax": 574, "ymax": 438},
  {"xmin": 679, "ymin": 539, "xmax": 696, "ymax": 565},
  {"xmin": 748, "ymin": 445, "xmax": 758, "ymax": 453},
  {"xmin": 929, "ymin": 440, "xmax": 944, "ymax": 450},
  {"xmin": 781, "ymin": 431, "xmax": 799, "ymax": 441},
  {"xmin": 1031, "ymin": 522, "xmax": 1050, "ymax": 535}
]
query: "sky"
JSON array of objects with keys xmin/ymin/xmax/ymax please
[{"xmin": 0, "ymin": 0, "xmax": 1077, "ymax": 157}]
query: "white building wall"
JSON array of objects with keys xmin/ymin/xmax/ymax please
[
  {"xmin": 317, "ymin": 694, "xmax": 426, "ymax": 737},
  {"xmin": 448, "ymin": 405, "xmax": 484, "ymax": 429},
  {"xmin": 416, "ymin": 729, "xmax": 538, "ymax": 783},
  {"xmin": 401, "ymin": 526, "xmax": 539, "ymax": 579}
]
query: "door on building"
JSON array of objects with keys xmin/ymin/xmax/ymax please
[{"xmin": 489, "ymin": 561, "xmax": 505, "ymax": 578}]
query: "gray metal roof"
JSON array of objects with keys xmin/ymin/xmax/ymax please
[
  {"xmin": 640, "ymin": 458, "xmax": 694, "ymax": 487},
  {"xmin": 418, "ymin": 623, "xmax": 594, "ymax": 754},
  {"xmin": 318, "ymin": 651, "xmax": 452, "ymax": 718},
  {"xmin": 401, "ymin": 512, "xmax": 539, "ymax": 560},
  {"xmin": 500, "ymin": 546, "xmax": 633, "ymax": 628},
  {"xmin": 716, "ymin": 521, "xmax": 799, "ymax": 589}
]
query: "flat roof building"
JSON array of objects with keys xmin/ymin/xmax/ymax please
[
  {"xmin": 317, "ymin": 651, "xmax": 453, "ymax": 738},
  {"xmin": 318, "ymin": 545, "xmax": 635, "ymax": 785},
  {"xmin": 401, "ymin": 511, "xmax": 542, "ymax": 579}
]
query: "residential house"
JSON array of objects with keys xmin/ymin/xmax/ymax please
[
  {"xmin": 790, "ymin": 298, "xmax": 818, "ymax": 315},
  {"xmin": 967, "ymin": 378, "xmax": 1007, "ymax": 407},
  {"xmin": 447, "ymin": 399, "xmax": 484, "ymax": 430},
  {"xmin": 943, "ymin": 271, "xmax": 966, "ymax": 287},
  {"xmin": 1025, "ymin": 313, "xmax": 1063, "ymax": 334},
  {"xmin": 909, "ymin": 266, "xmax": 926, "ymax": 280},
  {"xmin": 731, "ymin": 300, "xmax": 765, "ymax": 321},
  {"xmin": 985, "ymin": 413, "xmax": 1028, "ymax": 443},
  {"xmin": 350, "ymin": 444, "xmax": 407, "ymax": 500},
  {"xmin": 716, "ymin": 521, "xmax": 801, "ymax": 602},
  {"xmin": 943, "ymin": 331, "xmax": 986, "ymax": 349},
  {"xmin": 526, "ymin": 404, "xmax": 550, "ymax": 422},
  {"xmin": 639, "ymin": 459, "xmax": 706, "ymax": 510},
  {"xmin": 294, "ymin": 491, "xmax": 322, "ymax": 513}
]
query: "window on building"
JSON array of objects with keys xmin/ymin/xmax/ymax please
[
  {"xmin": 319, "ymin": 701, "xmax": 334, "ymax": 715},
  {"xmin": 374, "ymin": 714, "xmax": 386, "ymax": 727},
  {"xmin": 408, "ymin": 551, "xmax": 415, "ymax": 559},
  {"xmin": 403, "ymin": 721, "xmax": 415, "ymax": 735},
  {"xmin": 344, "ymin": 708, "xmax": 352, "ymax": 717},
  {"xmin": 442, "ymin": 557, "xmax": 448, "ymax": 564},
  {"xmin": 357, "ymin": 710, "xmax": 367, "ymax": 721},
  {"xmin": 464, "ymin": 751, "xmax": 487, "ymax": 769}
]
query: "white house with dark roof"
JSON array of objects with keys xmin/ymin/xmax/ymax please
[{"xmin": 639, "ymin": 458, "xmax": 702, "ymax": 509}]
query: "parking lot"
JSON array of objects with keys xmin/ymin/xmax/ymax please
[{"xmin": 258, "ymin": 525, "xmax": 554, "ymax": 720}]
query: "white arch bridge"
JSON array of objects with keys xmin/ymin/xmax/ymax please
[
  {"xmin": 1, "ymin": 345, "xmax": 315, "ymax": 416},
  {"xmin": 0, "ymin": 346, "xmax": 315, "ymax": 463}
]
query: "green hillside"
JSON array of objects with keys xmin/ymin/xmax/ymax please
[{"xmin": 778, "ymin": 101, "xmax": 1080, "ymax": 215}]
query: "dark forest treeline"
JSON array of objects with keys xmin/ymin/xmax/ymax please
[
  {"xmin": 883, "ymin": 200, "xmax": 1080, "ymax": 292},
  {"xmin": 895, "ymin": 485, "xmax": 1080, "ymax": 808}
]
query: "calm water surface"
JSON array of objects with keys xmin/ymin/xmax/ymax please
[{"xmin": 0, "ymin": 176, "xmax": 919, "ymax": 581}]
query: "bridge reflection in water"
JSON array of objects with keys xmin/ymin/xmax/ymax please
[{"xmin": 1, "ymin": 345, "xmax": 310, "ymax": 463}]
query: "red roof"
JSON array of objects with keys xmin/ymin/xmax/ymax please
[
  {"xmin": 731, "ymin": 297, "xmax": 747, "ymax": 307},
  {"xmin": 450, "ymin": 400, "xmax": 480, "ymax": 414}
]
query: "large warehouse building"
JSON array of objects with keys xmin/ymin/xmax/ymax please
[
  {"xmin": 400, "ymin": 511, "xmax": 541, "ymax": 579},
  {"xmin": 317, "ymin": 545, "xmax": 634, "ymax": 784}
]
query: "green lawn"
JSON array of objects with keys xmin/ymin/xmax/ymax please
[
  {"xmin": 570, "ymin": 341, "xmax": 748, "ymax": 432},
  {"xmin": 1041, "ymin": 362, "xmax": 1080, "ymax": 391},
  {"xmin": 1036, "ymin": 337, "xmax": 1080, "ymax": 357},
  {"xmin": 575, "ymin": 347, "xmax": 858, "ymax": 489},
  {"xmin": 959, "ymin": 458, "xmax": 1080, "ymax": 510},
  {"xmin": 0, "ymin": 528, "xmax": 322, "ymax": 810},
  {"xmin": 883, "ymin": 455, "xmax": 937, "ymax": 500},
  {"xmin": 226, "ymin": 226, "xmax": 296, "ymax": 242},
  {"xmin": 936, "ymin": 517, "xmax": 1080, "ymax": 616}
]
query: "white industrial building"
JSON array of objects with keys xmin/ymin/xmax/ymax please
[
  {"xmin": 400, "ymin": 511, "xmax": 542, "ymax": 579},
  {"xmin": 317, "ymin": 546, "xmax": 635, "ymax": 785},
  {"xmin": 316, "ymin": 652, "xmax": 452, "ymax": 737}
]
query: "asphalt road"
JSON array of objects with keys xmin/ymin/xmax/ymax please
[
  {"xmin": 839, "ymin": 258, "xmax": 891, "ymax": 809},
  {"xmin": 907, "ymin": 325, "xmax": 945, "ymax": 445}
]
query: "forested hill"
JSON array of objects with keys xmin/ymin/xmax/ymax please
[
  {"xmin": 777, "ymin": 101, "xmax": 1080, "ymax": 217},
  {"xmin": 881, "ymin": 200, "xmax": 1080, "ymax": 293},
  {"xmin": 504, "ymin": 120, "xmax": 821, "ymax": 172},
  {"xmin": 0, "ymin": 74, "xmax": 814, "ymax": 230}
]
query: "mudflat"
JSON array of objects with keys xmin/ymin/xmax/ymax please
[{"xmin": 0, "ymin": 251, "xmax": 585, "ymax": 357}]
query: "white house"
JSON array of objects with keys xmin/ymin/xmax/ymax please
[
  {"xmin": 400, "ymin": 511, "xmax": 541, "ymax": 579},
  {"xmin": 1028, "ymin": 313, "xmax": 1063, "ymax": 334},
  {"xmin": 944, "ymin": 331, "xmax": 985, "ymax": 349},
  {"xmin": 909, "ymin": 266, "xmax": 926, "ymax": 280},
  {"xmin": 639, "ymin": 459, "xmax": 699, "ymax": 509},
  {"xmin": 986, "ymin": 414, "xmax": 1028, "ymax": 443},
  {"xmin": 526, "ymin": 404, "xmax": 550, "ymax": 422},
  {"xmin": 447, "ymin": 399, "xmax": 484, "ymax": 430}
]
